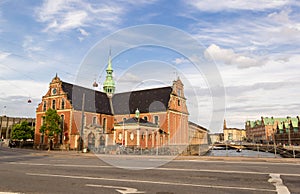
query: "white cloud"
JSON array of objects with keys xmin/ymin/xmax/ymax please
[
  {"xmin": 172, "ymin": 57, "xmax": 189, "ymax": 65},
  {"xmin": 78, "ymin": 28, "xmax": 89, "ymax": 36},
  {"xmin": 0, "ymin": 51, "xmax": 10, "ymax": 60},
  {"xmin": 35, "ymin": 0, "xmax": 123, "ymax": 32},
  {"xmin": 185, "ymin": 0, "xmax": 288, "ymax": 12},
  {"xmin": 35, "ymin": 0, "xmax": 158, "ymax": 33},
  {"xmin": 204, "ymin": 44, "xmax": 266, "ymax": 69}
]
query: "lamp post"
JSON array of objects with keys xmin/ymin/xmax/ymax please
[
  {"xmin": 122, "ymin": 119, "xmax": 125, "ymax": 146},
  {"xmin": 273, "ymin": 128, "xmax": 277, "ymax": 158},
  {"xmin": 80, "ymin": 93, "xmax": 85, "ymax": 151}
]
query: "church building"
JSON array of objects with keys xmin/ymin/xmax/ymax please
[{"xmin": 34, "ymin": 56, "xmax": 190, "ymax": 151}]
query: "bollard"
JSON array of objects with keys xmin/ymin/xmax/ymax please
[{"xmin": 293, "ymin": 146, "xmax": 296, "ymax": 158}]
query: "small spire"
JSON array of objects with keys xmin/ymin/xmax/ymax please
[
  {"xmin": 103, "ymin": 48, "xmax": 115, "ymax": 95},
  {"xmin": 107, "ymin": 48, "xmax": 112, "ymax": 71},
  {"xmin": 135, "ymin": 108, "xmax": 140, "ymax": 118}
]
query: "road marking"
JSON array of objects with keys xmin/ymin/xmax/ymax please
[
  {"xmin": 268, "ymin": 174, "xmax": 290, "ymax": 194},
  {"xmin": 10, "ymin": 162, "xmax": 300, "ymax": 177},
  {"xmin": 26, "ymin": 173, "xmax": 275, "ymax": 192},
  {"xmin": 86, "ymin": 184, "xmax": 145, "ymax": 194},
  {"xmin": 9, "ymin": 162, "xmax": 111, "ymax": 168},
  {"xmin": 174, "ymin": 160, "xmax": 300, "ymax": 166}
]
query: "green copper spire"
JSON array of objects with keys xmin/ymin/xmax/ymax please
[{"xmin": 103, "ymin": 49, "xmax": 115, "ymax": 95}]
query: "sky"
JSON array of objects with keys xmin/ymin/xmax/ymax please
[{"xmin": 0, "ymin": 0, "xmax": 300, "ymax": 132}]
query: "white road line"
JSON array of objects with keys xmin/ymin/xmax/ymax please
[
  {"xmin": 268, "ymin": 174, "xmax": 290, "ymax": 194},
  {"xmin": 9, "ymin": 162, "xmax": 110, "ymax": 168},
  {"xmin": 86, "ymin": 184, "xmax": 145, "ymax": 194},
  {"xmin": 26, "ymin": 173, "xmax": 275, "ymax": 192},
  {"xmin": 9, "ymin": 162, "xmax": 300, "ymax": 177},
  {"xmin": 173, "ymin": 160, "xmax": 300, "ymax": 166},
  {"xmin": 0, "ymin": 192, "xmax": 22, "ymax": 194}
]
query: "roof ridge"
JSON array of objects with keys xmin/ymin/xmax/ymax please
[{"xmin": 114, "ymin": 86, "xmax": 172, "ymax": 95}]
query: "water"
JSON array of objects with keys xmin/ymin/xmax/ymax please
[{"xmin": 206, "ymin": 149, "xmax": 281, "ymax": 158}]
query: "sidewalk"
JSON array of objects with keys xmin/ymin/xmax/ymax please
[{"xmin": 28, "ymin": 149, "xmax": 300, "ymax": 164}]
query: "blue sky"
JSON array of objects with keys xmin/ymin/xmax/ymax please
[{"xmin": 0, "ymin": 0, "xmax": 300, "ymax": 132}]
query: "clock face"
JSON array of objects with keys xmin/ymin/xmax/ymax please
[{"xmin": 52, "ymin": 88, "xmax": 57, "ymax": 95}]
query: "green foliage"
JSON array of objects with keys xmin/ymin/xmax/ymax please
[
  {"xmin": 40, "ymin": 108, "xmax": 62, "ymax": 138},
  {"xmin": 12, "ymin": 121, "xmax": 33, "ymax": 141}
]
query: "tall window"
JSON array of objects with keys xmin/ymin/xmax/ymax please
[
  {"xmin": 43, "ymin": 101, "xmax": 47, "ymax": 111},
  {"xmin": 61, "ymin": 99, "xmax": 65, "ymax": 109},
  {"xmin": 177, "ymin": 89, "xmax": 181, "ymax": 96},
  {"xmin": 178, "ymin": 99, "xmax": 181, "ymax": 106},
  {"xmin": 154, "ymin": 116, "xmax": 159, "ymax": 125},
  {"xmin": 60, "ymin": 115, "xmax": 64, "ymax": 144},
  {"xmin": 52, "ymin": 100, "xmax": 56, "ymax": 109},
  {"xmin": 92, "ymin": 116, "xmax": 97, "ymax": 125},
  {"xmin": 41, "ymin": 116, "xmax": 45, "ymax": 144},
  {"xmin": 103, "ymin": 118, "xmax": 107, "ymax": 133}
]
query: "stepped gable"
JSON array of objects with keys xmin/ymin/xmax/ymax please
[
  {"xmin": 61, "ymin": 82, "xmax": 112, "ymax": 115},
  {"xmin": 112, "ymin": 86, "xmax": 172, "ymax": 115}
]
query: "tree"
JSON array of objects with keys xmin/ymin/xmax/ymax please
[
  {"xmin": 12, "ymin": 121, "xmax": 34, "ymax": 141},
  {"xmin": 40, "ymin": 109, "xmax": 61, "ymax": 150}
]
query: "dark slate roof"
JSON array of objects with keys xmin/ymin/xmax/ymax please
[
  {"xmin": 116, "ymin": 117, "xmax": 158, "ymax": 128},
  {"xmin": 112, "ymin": 87, "xmax": 172, "ymax": 115},
  {"xmin": 61, "ymin": 82, "xmax": 112, "ymax": 115}
]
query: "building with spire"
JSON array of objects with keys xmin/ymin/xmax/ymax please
[
  {"xmin": 103, "ymin": 51, "xmax": 115, "ymax": 96},
  {"xmin": 34, "ymin": 53, "xmax": 208, "ymax": 152}
]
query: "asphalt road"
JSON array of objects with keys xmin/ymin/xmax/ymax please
[{"xmin": 1, "ymin": 147, "xmax": 300, "ymax": 194}]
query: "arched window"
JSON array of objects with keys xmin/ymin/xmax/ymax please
[{"xmin": 88, "ymin": 132, "xmax": 95, "ymax": 148}]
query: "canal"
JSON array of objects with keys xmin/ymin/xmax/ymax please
[{"xmin": 206, "ymin": 149, "xmax": 282, "ymax": 158}]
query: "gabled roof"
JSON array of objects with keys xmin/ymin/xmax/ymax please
[
  {"xmin": 61, "ymin": 82, "xmax": 112, "ymax": 115},
  {"xmin": 116, "ymin": 117, "xmax": 158, "ymax": 128},
  {"xmin": 112, "ymin": 87, "xmax": 172, "ymax": 115}
]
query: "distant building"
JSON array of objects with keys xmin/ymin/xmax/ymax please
[
  {"xmin": 0, "ymin": 116, "xmax": 35, "ymax": 139},
  {"xmin": 223, "ymin": 120, "xmax": 246, "ymax": 142},
  {"xmin": 188, "ymin": 121, "xmax": 209, "ymax": 145},
  {"xmin": 209, "ymin": 133, "xmax": 224, "ymax": 144},
  {"xmin": 245, "ymin": 116, "xmax": 300, "ymax": 145}
]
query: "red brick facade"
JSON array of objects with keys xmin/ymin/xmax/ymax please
[{"xmin": 34, "ymin": 75, "xmax": 189, "ymax": 150}]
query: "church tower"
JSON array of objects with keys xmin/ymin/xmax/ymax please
[
  {"xmin": 103, "ymin": 50, "xmax": 115, "ymax": 96},
  {"xmin": 223, "ymin": 119, "xmax": 227, "ymax": 130}
]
